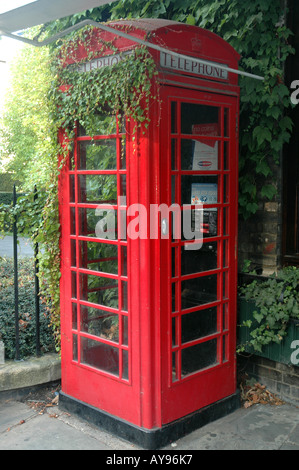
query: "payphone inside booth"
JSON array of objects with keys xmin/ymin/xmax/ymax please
[{"xmin": 58, "ymin": 19, "xmax": 241, "ymax": 448}]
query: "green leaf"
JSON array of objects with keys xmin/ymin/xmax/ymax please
[{"xmin": 260, "ymin": 184, "xmax": 277, "ymax": 200}]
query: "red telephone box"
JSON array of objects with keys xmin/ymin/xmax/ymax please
[{"xmin": 58, "ymin": 19, "xmax": 241, "ymax": 448}]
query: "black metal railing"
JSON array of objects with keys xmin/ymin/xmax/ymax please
[{"xmin": 13, "ymin": 184, "xmax": 41, "ymax": 360}]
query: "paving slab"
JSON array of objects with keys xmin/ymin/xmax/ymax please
[
  {"xmin": 0, "ymin": 394, "xmax": 299, "ymax": 451},
  {"xmin": 0, "ymin": 398, "xmax": 139, "ymax": 451}
]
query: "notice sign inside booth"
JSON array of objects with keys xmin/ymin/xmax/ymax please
[
  {"xmin": 192, "ymin": 123, "xmax": 219, "ymax": 171},
  {"xmin": 191, "ymin": 183, "xmax": 218, "ymax": 236},
  {"xmin": 160, "ymin": 52, "xmax": 229, "ymax": 80}
]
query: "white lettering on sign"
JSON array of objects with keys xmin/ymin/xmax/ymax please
[
  {"xmin": 72, "ymin": 51, "xmax": 133, "ymax": 73},
  {"xmin": 160, "ymin": 52, "xmax": 229, "ymax": 80}
]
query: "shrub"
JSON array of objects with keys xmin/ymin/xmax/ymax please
[{"xmin": 0, "ymin": 257, "xmax": 55, "ymax": 359}]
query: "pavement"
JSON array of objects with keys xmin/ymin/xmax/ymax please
[
  {"xmin": 0, "ymin": 383, "xmax": 298, "ymax": 451},
  {"xmin": 0, "ymin": 235, "xmax": 34, "ymax": 258},
  {"xmin": 0, "ymin": 236, "xmax": 299, "ymax": 451}
]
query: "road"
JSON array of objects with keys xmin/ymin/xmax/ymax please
[{"xmin": 0, "ymin": 236, "xmax": 34, "ymax": 258}]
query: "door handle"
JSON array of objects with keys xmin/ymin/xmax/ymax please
[{"xmin": 161, "ymin": 218, "xmax": 169, "ymax": 236}]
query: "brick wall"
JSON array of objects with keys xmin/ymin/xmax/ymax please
[
  {"xmin": 238, "ymin": 354, "xmax": 299, "ymax": 406},
  {"xmin": 237, "ymin": 152, "xmax": 283, "ymax": 275}
]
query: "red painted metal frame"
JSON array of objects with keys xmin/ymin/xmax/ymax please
[
  {"xmin": 159, "ymin": 86, "xmax": 239, "ymax": 424},
  {"xmin": 59, "ymin": 19, "xmax": 240, "ymax": 430}
]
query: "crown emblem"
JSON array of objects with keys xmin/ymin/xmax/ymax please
[{"xmin": 191, "ymin": 36, "xmax": 202, "ymax": 52}]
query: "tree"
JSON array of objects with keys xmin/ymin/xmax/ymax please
[{"xmin": 0, "ymin": 41, "xmax": 54, "ymax": 190}]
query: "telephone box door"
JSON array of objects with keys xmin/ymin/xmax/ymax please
[{"xmin": 160, "ymin": 86, "xmax": 239, "ymax": 424}]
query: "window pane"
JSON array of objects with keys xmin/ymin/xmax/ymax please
[
  {"xmin": 80, "ymin": 241, "xmax": 118, "ymax": 274},
  {"xmin": 122, "ymin": 349, "xmax": 129, "ymax": 380},
  {"xmin": 81, "ymin": 338, "xmax": 119, "ymax": 376},
  {"xmin": 181, "ymin": 242, "xmax": 218, "ymax": 275},
  {"xmin": 70, "ymin": 175, "xmax": 75, "ymax": 203},
  {"xmin": 121, "ymin": 246, "xmax": 127, "ymax": 276},
  {"xmin": 78, "ymin": 140, "xmax": 117, "ymax": 170},
  {"xmin": 78, "ymin": 174, "xmax": 117, "ymax": 204},
  {"xmin": 181, "ymin": 339, "xmax": 218, "ymax": 377},
  {"xmin": 181, "ymin": 307, "xmax": 218, "ymax": 343},
  {"xmin": 73, "ymin": 335, "xmax": 78, "ymax": 361},
  {"xmin": 181, "ymin": 139, "xmax": 219, "ymax": 171},
  {"xmin": 81, "ymin": 306, "xmax": 119, "ymax": 342},
  {"xmin": 171, "ymin": 102, "xmax": 177, "ymax": 134},
  {"xmin": 181, "ymin": 274, "xmax": 218, "ymax": 310},
  {"xmin": 78, "ymin": 113, "xmax": 117, "ymax": 136},
  {"xmin": 181, "ymin": 103, "xmax": 220, "ymax": 136},
  {"xmin": 80, "ymin": 273, "xmax": 118, "ymax": 309},
  {"xmin": 79, "ymin": 208, "xmax": 118, "ymax": 240},
  {"xmin": 122, "ymin": 316, "xmax": 128, "ymax": 346},
  {"xmin": 181, "ymin": 208, "xmax": 218, "ymax": 240},
  {"xmin": 182, "ymin": 176, "xmax": 218, "ymax": 206},
  {"xmin": 72, "ymin": 303, "xmax": 78, "ymax": 330}
]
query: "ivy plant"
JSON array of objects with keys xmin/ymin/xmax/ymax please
[
  {"xmin": 238, "ymin": 266, "xmax": 299, "ymax": 353},
  {"xmin": 1, "ymin": 0, "xmax": 296, "ymax": 353}
]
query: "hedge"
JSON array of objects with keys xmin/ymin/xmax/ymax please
[{"xmin": 0, "ymin": 257, "xmax": 56, "ymax": 360}]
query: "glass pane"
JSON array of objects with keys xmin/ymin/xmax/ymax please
[
  {"xmin": 181, "ymin": 339, "xmax": 218, "ymax": 377},
  {"xmin": 172, "ymin": 317, "xmax": 178, "ymax": 346},
  {"xmin": 171, "ymin": 102, "xmax": 177, "ymax": 134},
  {"xmin": 223, "ymin": 272, "xmax": 228, "ymax": 300},
  {"xmin": 223, "ymin": 334, "xmax": 228, "ymax": 362},
  {"xmin": 120, "ymin": 136, "xmax": 127, "ymax": 170},
  {"xmin": 71, "ymin": 239, "xmax": 76, "ymax": 267},
  {"xmin": 181, "ymin": 274, "xmax": 218, "ymax": 310},
  {"xmin": 181, "ymin": 307, "xmax": 218, "ymax": 343},
  {"xmin": 181, "ymin": 208, "xmax": 218, "ymax": 240},
  {"xmin": 72, "ymin": 272, "xmax": 77, "ymax": 299},
  {"xmin": 70, "ymin": 208, "xmax": 76, "ymax": 235},
  {"xmin": 181, "ymin": 103, "xmax": 220, "ymax": 136},
  {"xmin": 181, "ymin": 139, "xmax": 219, "ymax": 171},
  {"xmin": 72, "ymin": 303, "xmax": 78, "ymax": 330},
  {"xmin": 224, "ymin": 142, "xmax": 229, "ymax": 170},
  {"xmin": 122, "ymin": 349, "xmax": 129, "ymax": 380},
  {"xmin": 121, "ymin": 246, "xmax": 127, "ymax": 276},
  {"xmin": 81, "ymin": 338, "xmax": 119, "ymax": 376},
  {"xmin": 70, "ymin": 175, "xmax": 75, "ymax": 203},
  {"xmin": 80, "ymin": 273, "xmax": 118, "ymax": 309},
  {"xmin": 181, "ymin": 242, "xmax": 218, "ymax": 275},
  {"xmin": 224, "ymin": 108, "xmax": 229, "ymax": 137},
  {"xmin": 172, "ymin": 282, "xmax": 178, "ymax": 312},
  {"xmin": 78, "ymin": 140, "xmax": 117, "ymax": 170},
  {"xmin": 182, "ymin": 176, "xmax": 218, "ymax": 206},
  {"xmin": 223, "ymin": 240, "xmax": 228, "ymax": 268},
  {"xmin": 171, "ymin": 139, "xmax": 178, "ymax": 170},
  {"xmin": 73, "ymin": 335, "xmax": 78, "ymax": 361},
  {"xmin": 223, "ymin": 207, "xmax": 229, "ymax": 236},
  {"xmin": 79, "ymin": 208, "xmax": 118, "ymax": 240},
  {"xmin": 120, "ymin": 175, "xmax": 127, "ymax": 203},
  {"xmin": 122, "ymin": 282, "xmax": 128, "ymax": 312},
  {"xmin": 81, "ymin": 306, "xmax": 119, "ymax": 342},
  {"xmin": 80, "ymin": 241, "xmax": 118, "ymax": 274},
  {"xmin": 78, "ymin": 174, "xmax": 117, "ymax": 204},
  {"xmin": 223, "ymin": 303, "xmax": 228, "ymax": 331},
  {"xmin": 78, "ymin": 113, "xmax": 117, "ymax": 136},
  {"xmin": 172, "ymin": 351, "xmax": 179, "ymax": 382},
  {"xmin": 122, "ymin": 316, "xmax": 128, "ymax": 346}
]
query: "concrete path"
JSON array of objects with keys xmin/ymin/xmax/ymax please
[
  {"xmin": 0, "ymin": 395, "xmax": 298, "ymax": 451},
  {"xmin": 0, "ymin": 236, "xmax": 34, "ymax": 258}
]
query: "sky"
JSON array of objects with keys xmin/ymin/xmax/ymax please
[{"xmin": 0, "ymin": 1, "xmax": 38, "ymax": 108}]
